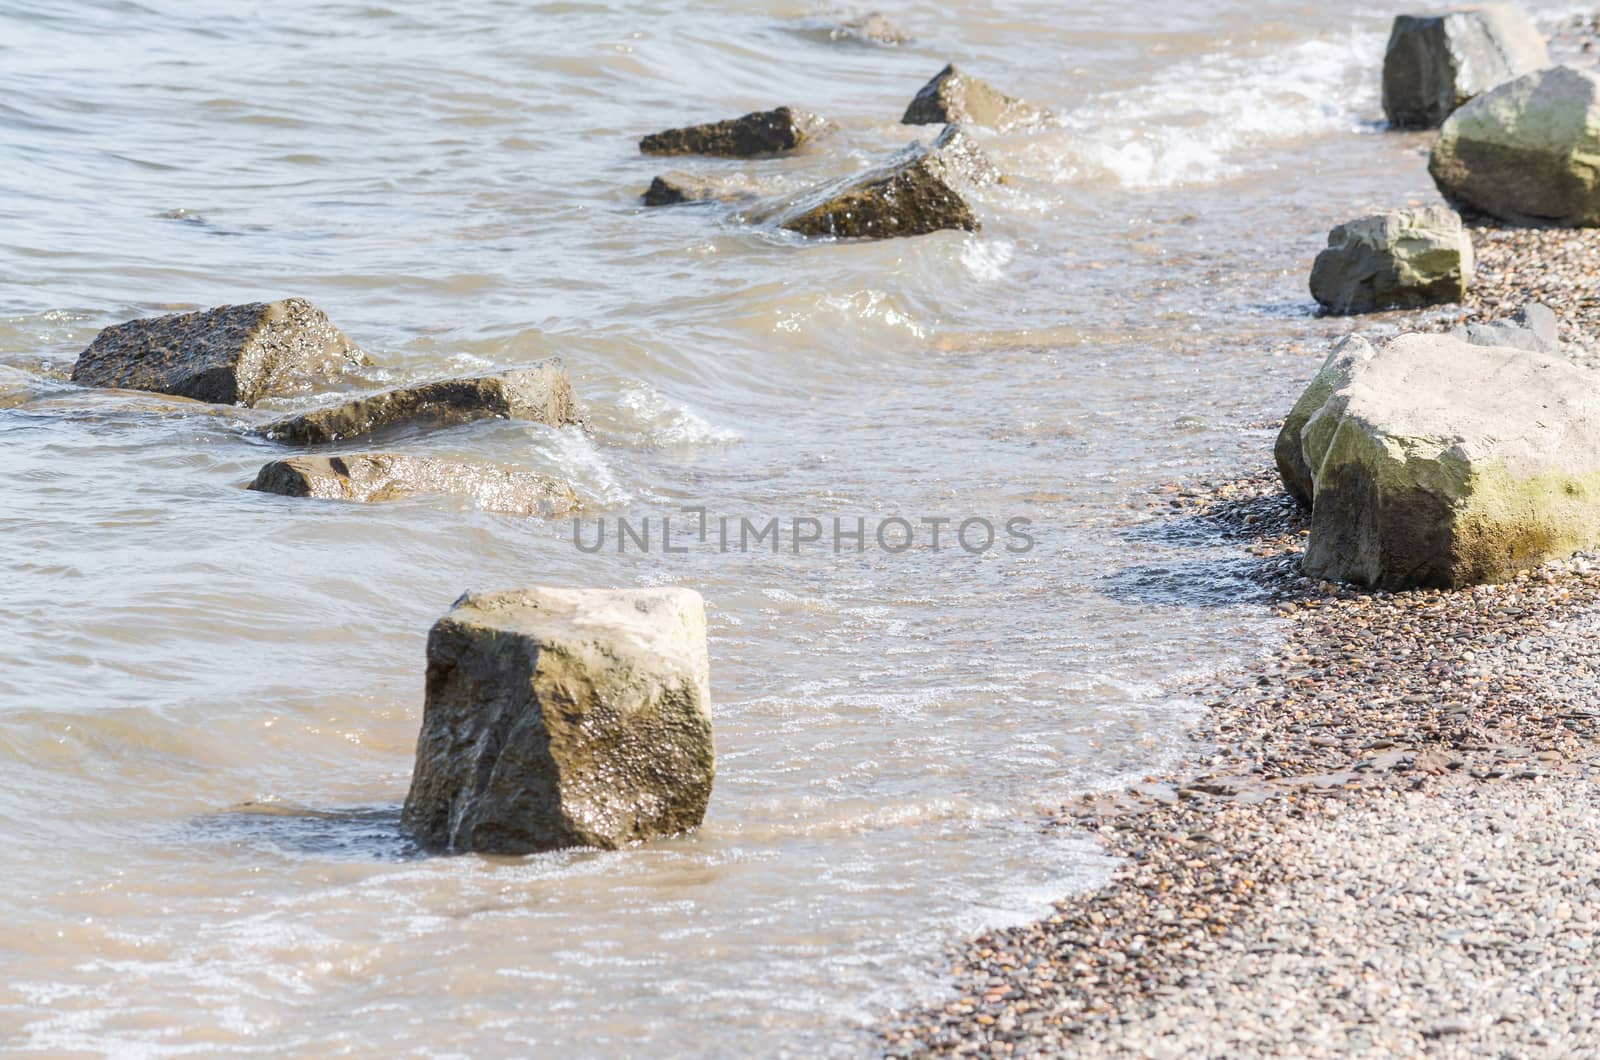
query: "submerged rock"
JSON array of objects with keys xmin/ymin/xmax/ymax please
[
  {"xmin": 763, "ymin": 124, "xmax": 998, "ymax": 240},
  {"xmin": 1383, "ymin": 5, "xmax": 1550, "ymax": 129},
  {"xmin": 901, "ymin": 64, "xmax": 1046, "ymax": 131},
  {"xmin": 642, "ymin": 171, "xmax": 762, "ymax": 207},
  {"xmin": 639, "ymin": 107, "xmax": 827, "ymax": 158},
  {"xmin": 262, "ymin": 363, "xmax": 579, "ymax": 445},
  {"xmin": 70, "ymin": 298, "xmax": 366, "ymax": 407},
  {"xmin": 248, "ymin": 454, "xmax": 578, "ymax": 516},
  {"xmin": 833, "ymin": 12, "xmax": 910, "ymax": 45},
  {"xmin": 1451, "ymin": 303, "xmax": 1559, "ymax": 352},
  {"xmin": 1298, "ymin": 333, "xmax": 1600, "ymax": 588},
  {"xmin": 1430, "ymin": 66, "xmax": 1600, "ymax": 226},
  {"xmin": 401, "ymin": 587, "xmax": 715, "ymax": 854},
  {"xmin": 1309, "ymin": 207, "xmax": 1474, "ymax": 315},
  {"xmin": 1274, "ymin": 335, "xmax": 1376, "ymax": 510}
]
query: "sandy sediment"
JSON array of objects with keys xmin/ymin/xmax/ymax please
[{"xmin": 880, "ymin": 468, "xmax": 1600, "ymax": 1057}]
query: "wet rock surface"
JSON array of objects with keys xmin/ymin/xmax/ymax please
[
  {"xmin": 248, "ymin": 453, "xmax": 578, "ymax": 516},
  {"xmin": 69, "ymin": 298, "xmax": 367, "ymax": 406},
  {"xmin": 642, "ymin": 171, "xmax": 762, "ymax": 207},
  {"xmin": 401, "ymin": 587, "xmax": 715, "ymax": 855},
  {"xmin": 639, "ymin": 106, "xmax": 827, "ymax": 158},
  {"xmin": 1431, "ymin": 66, "xmax": 1600, "ymax": 227},
  {"xmin": 901, "ymin": 64, "xmax": 1047, "ymax": 131},
  {"xmin": 1309, "ymin": 206, "xmax": 1474, "ymax": 315},
  {"xmin": 262, "ymin": 362, "xmax": 579, "ymax": 445},
  {"xmin": 881, "ymin": 471, "xmax": 1600, "ymax": 1056},
  {"xmin": 762, "ymin": 124, "xmax": 997, "ymax": 240},
  {"xmin": 1382, "ymin": 4, "xmax": 1550, "ymax": 130}
]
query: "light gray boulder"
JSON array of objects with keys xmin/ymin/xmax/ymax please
[
  {"xmin": 1383, "ymin": 5, "xmax": 1550, "ymax": 129},
  {"xmin": 1298, "ymin": 332, "xmax": 1600, "ymax": 588},
  {"xmin": 1451, "ymin": 303, "xmax": 1559, "ymax": 352},
  {"xmin": 1274, "ymin": 335, "xmax": 1377, "ymax": 509},
  {"xmin": 1430, "ymin": 66, "xmax": 1600, "ymax": 226},
  {"xmin": 70, "ymin": 299, "xmax": 367, "ymax": 406},
  {"xmin": 401, "ymin": 587, "xmax": 715, "ymax": 854},
  {"xmin": 248, "ymin": 454, "xmax": 578, "ymax": 516},
  {"xmin": 1309, "ymin": 207, "xmax": 1474, "ymax": 315}
]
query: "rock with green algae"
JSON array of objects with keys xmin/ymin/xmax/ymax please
[
  {"xmin": 1274, "ymin": 334, "xmax": 1376, "ymax": 509},
  {"xmin": 248, "ymin": 453, "xmax": 578, "ymax": 516},
  {"xmin": 1298, "ymin": 332, "xmax": 1600, "ymax": 588},
  {"xmin": 1309, "ymin": 207, "xmax": 1474, "ymax": 315},
  {"xmin": 639, "ymin": 106, "xmax": 828, "ymax": 158},
  {"xmin": 400, "ymin": 587, "xmax": 715, "ymax": 854},
  {"xmin": 1430, "ymin": 66, "xmax": 1600, "ymax": 226},
  {"xmin": 759, "ymin": 123, "xmax": 998, "ymax": 240},
  {"xmin": 262, "ymin": 362, "xmax": 580, "ymax": 445},
  {"xmin": 70, "ymin": 299, "xmax": 368, "ymax": 407}
]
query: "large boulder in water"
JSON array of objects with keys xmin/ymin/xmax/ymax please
[
  {"xmin": 1308, "ymin": 207, "xmax": 1474, "ymax": 315},
  {"xmin": 401, "ymin": 587, "xmax": 715, "ymax": 854},
  {"xmin": 70, "ymin": 299, "xmax": 366, "ymax": 406},
  {"xmin": 762, "ymin": 124, "xmax": 998, "ymax": 240},
  {"xmin": 248, "ymin": 453, "xmax": 578, "ymax": 516},
  {"xmin": 1430, "ymin": 67, "xmax": 1600, "ymax": 226},
  {"xmin": 1382, "ymin": 5, "xmax": 1550, "ymax": 130},
  {"xmin": 262, "ymin": 363, "xmax": 579, "ymax": 444},
  {"xmin": 639, "ymin": 107, "xmax": 827, "ymax": 158},
  {"xmin": 1297, "ymin": 333, "xmax": 1600, "ymax": 588},
  {"xmin": 902, "ymin": 64, "xmax": 1047, "ymax": 131}
]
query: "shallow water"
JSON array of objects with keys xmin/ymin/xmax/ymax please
[{"xmin": 0, "ymin": 1, "xmax": 1569, "ymax": 1055}]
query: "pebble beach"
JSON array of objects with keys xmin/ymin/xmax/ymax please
[{"xmin": 883, "ymin": 439, "xmax": 1600, "ymax": 1053}]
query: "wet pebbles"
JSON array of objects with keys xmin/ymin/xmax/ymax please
[{"xmin": 880, "ymin": 473, "xmax": 1600, "ymax": 1056}]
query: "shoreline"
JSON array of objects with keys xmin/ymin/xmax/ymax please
[{"xmin": 881, "ymin": 466, "xmax": 1600, "ymax": 1055}]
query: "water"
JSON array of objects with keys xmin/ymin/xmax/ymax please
[{"xmin": 0, "ymin": 1, "xmax": 1569, "ymax": 1054}]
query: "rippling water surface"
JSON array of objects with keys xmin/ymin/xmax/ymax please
[{"xmin": 0, "ymin": 1, "xmax": 1568, "ymax": 1054}]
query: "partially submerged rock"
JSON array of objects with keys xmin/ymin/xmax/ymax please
[
  {"xmin": 70, "ymin": 298, "xmax": 366, "ymax": 407},
  {"xmin": 248, "ymin": 454, "xmax": 578, "ymax": 516},
  {"xmin": 1274, "ymin": 335, "xmax": 1376, "ymax": 509},
  {"xmin": 639, "ymin": 107, "xmax": 827, "ymax": 158},
  {"xmin": 1309, "ymin": 207, "xmax": 1474, "ymax": 315},
  {"xmin": 901, "ymin": 64, "xmax": 1047, "ymax": 131},
  {"xmin": 642, "ymin": 171, "xmax": 762, "ymax": 207},
  {"xmin": 263, "ymin": 363, "xmax": 579, "ymax": 445},
  {"xmin": 1430, "ymin": 66, "xmax": 1600, "ymax": 226},
  {"xmin": 1383, "ymin": 5, "xmax": 1550, "ymax": 129},
  {"xmin": 834, "ymin": 12, "xmax": 910, "ymax": 45},
  {"xmin": 1451, "ymin": 302, "xmax": 1559, "ymax": 352},
  {"xmin": 762, "ymin": 124, "xmax": 998, "ymax": 240},
  {"xmin": 401, "ymin": 587, "xmax": 715, "ymax": 854},
  {"xmin": 1298, "ymin": 333, "xmax": 1600, "ymax": 588}
]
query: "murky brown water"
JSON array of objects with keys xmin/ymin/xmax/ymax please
[{"xmin": 0, "ymin": 1, "xmax": 1559, "ymax": 1054}]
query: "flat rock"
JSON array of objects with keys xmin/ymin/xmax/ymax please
[
  {"xmin": 1310, "ymin": 206, "xmax": 1475, "ymax": 315},
  {"xmin": 248, "ymin": 454, "xmax": 578, "ymax": 516},
  {"xmin": 901, "ymin": 64, "xmax": 1047, "ymax": 131},
  {"xmin": 1451, "ymin": 302, "xmax": 1560, "ymax": 352},
  {"xmin": 762, "ymin": 124, "xmax": 997, "ymax": 240},
  {"xmin": 1431, "ymin": 66, "xmax": 1600, "ymax": 226},
  {"xmin": 642, "ymin": 171, "xmax": 763, "ymax": 207},
  {"xmin": 1383, "ymin": 5, "xmax": 1550, "ymax": 129},
  {"xmin": 1300, "ymin": 332, "xmax": 1600, "ymax": 588},
  {"xmin": 69, "ymin": 298, "xmax": 367, "ymax": 407},
  {"xmin": 401, "ymin": 587, "xmax": 715, "ymax": 854},
  {"xmin": 262, "ymin": 362, "xmax": 579, "ymax": 445},
  {"xmin": 639, "ymin": 106, "xmax": 827, "ymax": 158}
]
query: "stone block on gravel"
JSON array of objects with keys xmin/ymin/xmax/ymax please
[
  {"xmin": 248, "ymin": 453, "xmax": 578, "ymax": 516},
  {"xmin": 1309, "ymin": 207, "xmax": 1474, "ymax": 315},
  {"xmin": 1275, "ymin": 335, "xmax": 1376, "ymax": 509},
  {"xmin": 1452, "ymin": 302, "xmax": 1559, "ymax": 352},
  {"xmin": 70, "ymin": 298, "xmax": 367, "ymax": 407},
  {"xmin": 401, "ymin": 587, "xmax": 715, "ymax": 854},
  {"xmin": 1383, "ymin": 5, "xmax": 1550, "ymax": 130},
  {"xmin": 262, "ymin": 363, "xmax": 579, "ymax": 445}
]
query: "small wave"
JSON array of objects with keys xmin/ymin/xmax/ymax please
[{"xmin": 614, "ymin": 380, "xmax": 740, "ymax": 446}]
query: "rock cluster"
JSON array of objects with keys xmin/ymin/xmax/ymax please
[
  {"xmin": 1309, "ymin": 206, "xmax": 1474, "ymax": 315},
  {"xmin": 1382, "ymin": 5, "xmax": 1550, "ymax": 129},
  {"xmin": 401, "ymin": 587, "xmax": 715, "ymax": 854}
]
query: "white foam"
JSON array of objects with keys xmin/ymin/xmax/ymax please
[{"xmin": 615, "ymin": 381, "xmax": 740, "ymax": 446}]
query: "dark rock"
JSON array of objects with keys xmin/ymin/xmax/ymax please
[
  {"xmin": 70, "ymin": 298, "xmax": 367, "ymax": 407},
  {"xmin": 1382, "ymin": 5, "xmax": 1549, "ymax": 130},
  {"xmin": 401, "ymin": 587, "xmax": 715, "ymax": 854},
  {"xmin": 248, "ymin": 454, "xmax": 579, "ymax": 516},
  {"xmin": 763, "ymin": 124, "xmax": 998, "ymax": 240},
  {"xmin": 642, "ymin": 171, "xmax": 762, "ymax": 207},
  {"xmin": 262, "ymin": 363, "xmax": 580, "ymax": 445},
  {"xmin": 901, "ymin": 64, "xmax": 1047, "ymax": 131},
  {"xmin": 639, "ymin": 106, "xmax": 827, "ymax": 158}
]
